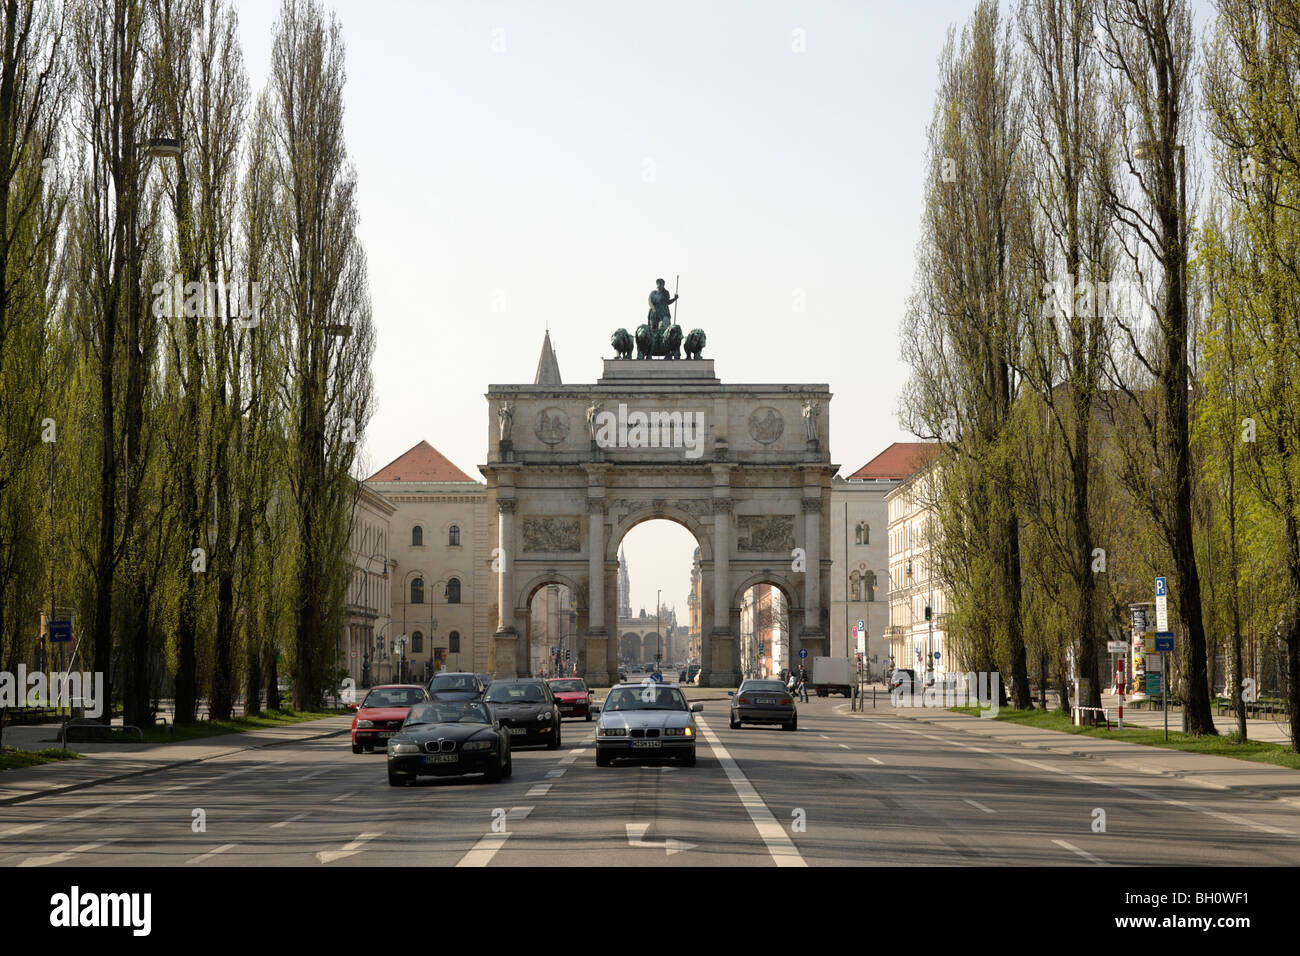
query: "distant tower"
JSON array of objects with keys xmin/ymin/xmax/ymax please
[
  {"xmin": 534, "ymin": 329, "xmax": 562, "ymax": 385},
  {"xmin": 618, "ymin": 545, "xmax": 631, "ymax": 619}
]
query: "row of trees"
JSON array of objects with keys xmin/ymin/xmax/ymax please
[
  {"xmin": 0, "ymin": 0, "xmax": 375, "ymax": 745},
  {"xmin": 902, "ymin": 0, "xmax": 1299, "ymax": 750}
]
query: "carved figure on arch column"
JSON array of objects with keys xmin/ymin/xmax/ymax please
[
  {"xmin": 497, "ymin": 401, "xmax": 514, "ymax": 442},
  {"xmin": 801, "ymin": 399, "xmax": 820, "ymax": 442}
]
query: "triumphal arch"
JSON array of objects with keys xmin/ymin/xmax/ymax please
[{"xmin": 481, "ymin": 296, "xmax": 835, "ymax": 686}]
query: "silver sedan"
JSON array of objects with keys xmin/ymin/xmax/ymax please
[{"xmin": 594, "ymin": 683, "xmax": 703, "ymax": 767}]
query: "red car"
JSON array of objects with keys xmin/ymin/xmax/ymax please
[
  {"xmin": 350, "ymin": 684, "xmax": 430, "ymax": 753},
  {"xmin": 548, "ymin": 677, "xmax": 593, "ymax": 721}
]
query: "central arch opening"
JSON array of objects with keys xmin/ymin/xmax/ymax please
[{"xmin": 615, "ymin": 518, "xmax": 699, "ymax": 681}]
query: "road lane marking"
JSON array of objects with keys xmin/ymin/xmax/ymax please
[
  {"xmin": 270, "ymin": 812, "xmax": 308, "ymax": 829},
  {"xmin": 880, "ymin": 720, "xmax": 1300, "ymax": 839},
  {"xmin": 456, "ymin": 806, "xmax": 534, "ymax": 867},
  {"xmin": 187, "ymin": 843, "xmax": 238, "ymax": 865},
  {"xmin": 526, "ymin": 784, "xmax": 551, "ymax": 797},
  {"xmin": 317, "ymin": 831, "xmax": 382, "ymax": 864},
  {"xmin": 18, "ymin": 838, "xmax": 119, "ymax": 867},
  {"xmin": 695, "ymin": 718, "xmax": 806, "ymax": 867},
  {"xmin": 0, "ymin": 822, "xmax": 46, "ymax": 837},
  {"xmin": 820, "ymin": 735, "xmax": 830, "ymax": 740},
  {"xmin": 838, "ymin": 743, "xmax": 850, "ymax": 750},
  {"xmin": 908, "ymin": 774, "xmax": 928, "ymax": 784},
  {"xmin": 330, "ymin": 790, "xmax": 358, "ymax": 802},
  {"xmin": 1053, "ymin": 839, "xmax": 1107, "ymax": 865},
  {"xmin": 867, "ymin": 757, "xmax": 884, "ymax": 765},
  {"xmin": 625, "ymin": 822, "xmax": 696, "ymax": 856},
  {"xmin": 964, "ymin": 799, "xmax": 995, "ymax": 814},
  {"xmin": 545, "ymin": 769, "xmax": 566, "ymax": 779}
]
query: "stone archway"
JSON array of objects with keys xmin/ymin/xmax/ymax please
[
  {"xmin": 516, "ymin": 572, "xmax": 587, "ymax": 677},
  {"xmin": 482, "ymin": 354, "xmax": 833, "ymax": 685}
]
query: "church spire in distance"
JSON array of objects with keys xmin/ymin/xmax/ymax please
[{"xmin": 534, "ymin": 329, "xmax": 562, "ymax": 385}]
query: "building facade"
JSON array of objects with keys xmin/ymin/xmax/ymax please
[{"xmin": 885, "ymin": 453, "xmax": 955, "ymax": 681}]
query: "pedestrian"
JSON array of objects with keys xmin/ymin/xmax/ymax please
[{"xmin": 797, "ymin": 664, "xmax": 809, "ymax": 702}]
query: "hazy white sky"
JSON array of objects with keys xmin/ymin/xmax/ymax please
[{"xmin": 235, "ymin": 0, "xmax": 985, "ymax": 616}]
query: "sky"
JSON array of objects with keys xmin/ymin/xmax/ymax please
[{"xmin": 232, "ymin": 0, "xmax": 1018, "ymax": 618}]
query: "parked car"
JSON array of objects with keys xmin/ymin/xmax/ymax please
[
  {"xmin": 351, "ymin": 684, "xmax": 430, "ymax": 753},
  {"xmin": 482, "ymin": 679, "xmax": 561, "ymax": 749},
  {"xmin": 594, "ymin": 682, "xmax": 702, "ymax": 767},
  {"xmin": 427, "ymin": 671, "xmax": 486, "ymax": 702},
  {"xmin": 385, "ymin": 700, "xmax": 511, "ymax": 785},
  {"xmin": 728, "ymin": 679, "xmax": 797, "ymax": 731},
  {"xmin": 547, "ymin": 677, "xmax": 593, "ymax": 720}
]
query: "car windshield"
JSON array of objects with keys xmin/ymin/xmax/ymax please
[
  {"xmin": 361, "ymin": 687, "xmax": 426, "ymax": 708},
  {"xmin": 603, "ymin": 686, "xmax": 688, "ymax": 711},
  {"xmin": 430, "ymin": 674, "xmax": 476, "ymax": 691},
  {"xmin": 404, "ymin": 702, "xmax": 490, "ymax": 726},
  {"xmin": 549, "ymin": 680, "xmax": 586, "ymax": 693},
  {"xmin": 742, "ymin": 681, "xmax": 788, "ymax": 693},
  {"xmin": 484, "ymin": 683, "xmax": 545, "ymax": 703}
]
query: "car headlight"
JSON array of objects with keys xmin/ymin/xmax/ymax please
[
  {"xmin": 462, "ymin": 740, "xmax": 492, "ymax": 751},
  {"xmin": 664, "ymin": 727, "xmax": 693, "ymax": 737},
  {"xmin": 537, "ymin": 711, "xmax": 551, "ymax": 721},
  {"xmin": 355, "ymin": 719, "xmax": 374, "ymax": 728},
  {"xmin": 599, "ymin": 725, "xmax": 627, "ymax": 736},
  {"xmin": 388, "ymin": 741, "xmax": 420, "ymax": 754}
]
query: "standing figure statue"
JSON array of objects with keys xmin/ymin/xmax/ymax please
[
  {"xmin": 497, "ymin": 400, "xmax": 514, "ymax": 442},
  {"xmin": 586, "ymin": 401, "xmax": 603, "ymax": 442},
  {"xmin": 647, "ymin": 278, "xmax": 678, "ymax": 331},
  {"xmin": 801, "ymin": 399, "xmax": 820, "ymax": 442}
]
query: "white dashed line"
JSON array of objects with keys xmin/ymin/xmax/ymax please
[
  {"xmin": 908, "ymin": 774, "xmax": 928, "ymax": 784},
  {"xmin": 545, "ymin": 769, "xmax": 565, "ymax": 779},
  {"xmin": 1053, "ymin": 839, "xmax": 1107, "ymax": 865},
  {"xmin": 270, "ymin": 812, "xmax": 308, "ymax": 829},
  {"xmin": 456, "ymin": 806, "xmax": 534, "ymax": 867},
  {"xmin": 17, "ymin": 838, "xmax": 120, "ymax": 868},
  {"xmin": 867, "ymin": 757, "xmax": 884, "ymax": 765},
  {"xmin": 838, "ymin": 744, "xmax": 850, "ymax": 750},
  {"xmin": 317, "ymin": 831, "xmax": 382, "ymax": 864},
  {"xmin": 964, "ymin": 799, "xmax": 995, "ymax": 814},
  {"xmin": 330, "ymin": 790, "xmax": 358, "ymax": 802},
  {"xmin": 527, "ymin": 784, "xmax": 551, "ymax": 797},
  {"xmin": 187, "ymin": 843, "xmax": 238, "ymax": 865}
]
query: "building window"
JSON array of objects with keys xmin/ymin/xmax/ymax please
[
  {"xmin": 850, "ymin": 571, "xmax": 862, "ymax": 602},
  {"xmin": 856, "ymin": 521, "xmax": 869, "ymax": 545},
  {"xmin": 412, "ymin": 525, "xmax": 423, "ymax": 547},
  {"xmin": 446, "ymin": 578, "xmax": 461, "ymax": 604},
  {"xmin": 411, "ymin": 578, "xmax": 424, "ymax": 604},
  {"xmin": 411, "ymin": 631, "xmax": 423, "ymax": 653},
  {"xmin": 449, "ymin": 631, "xmax": 461, "ymax": 654},
  {"xmin": 866, "ymin": 570, "xmax": 877, "ymax": 602},
  {"xmin": 449, "ymin": 525, "xmax": 460, "ymax": 547}
]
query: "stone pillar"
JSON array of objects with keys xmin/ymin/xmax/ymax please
[
  {"xmin": 493, "ymin": 496, "xmax": 518, "ymax": 677},
  {"xmin": 800, "ymin": 495, "xmax": 823, "ymax": 657},
  {"xmin": 585, "ymin": 497, "xmax": 610, "ymax": 686},
  {"xmin": 707, "ymin": 495, "xmax": 735, "ymax": 686}
]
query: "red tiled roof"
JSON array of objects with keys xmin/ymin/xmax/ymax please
[
  {"xmin": 846, "ymin": 442, "xmax": 939, "ymax": 481},
  {"xmin": 365, "ymin": 441, "xmax": 475, "ymax": 483}
]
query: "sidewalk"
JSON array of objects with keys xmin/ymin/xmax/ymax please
[
  {"xmin": 0, "ymin": 716, "xmax": 351, "ymax": 806},
  {"xmin": 838, "ymin": 700, "xmax": 1300, "ymax": 810},
  {"xmin": 1099, "ymin": 692, "xmax": 1293, "ymax": 745}
]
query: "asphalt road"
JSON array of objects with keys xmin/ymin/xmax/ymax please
[{"xmin": 3, "ymin": 697, "xmax": 1299, "ymax": 867}]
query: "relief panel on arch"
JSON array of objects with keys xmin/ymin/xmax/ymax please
[
  {"xmin": 736, "ymin": 515, "xmax": 796, "ymax": 553},
  {"xmin": 521, "ymin": 516, "xmax": 582, "ymax": 552}
]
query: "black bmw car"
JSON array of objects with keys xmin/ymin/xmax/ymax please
[
  {"xmin": 482, "ymin": 679, "xmax": 561, "ymax": 749},
  {"xmin": 385, "ymin": 701, "xmax": 512, "ymax": 786}
]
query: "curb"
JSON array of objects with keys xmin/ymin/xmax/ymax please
[
  {"xmin": 0, "ymin": 726, "xmax": 348, "ymax": 807},
  {"xmin": 834, "ymin": 704, "xmax": 1300, "ymax": 811}
]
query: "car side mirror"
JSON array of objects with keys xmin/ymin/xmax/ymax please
[
  {"xmin": 691, "ymin": 703, "xmax": 703, "ymax": 713},
  {"xmin": 727, "ymin": 691, "xmax": 735, "ymax": 696},
  {"xmin": 349, "ymin": 702, "xmax": 359, "ymax": 711}
]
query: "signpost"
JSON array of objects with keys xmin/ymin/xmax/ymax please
[
  {"xmin": 798, "ymin": 648, "xmax": 808, "ymax": 660},
  {"xmin": 1154, "ymin": 629, "xmax": 1174, "ymax": 740},
  {"xmin": 1154, "ymin": 576, "xmax": 1168, "ymax": 631},
  {"xmin": 48, "ymin": 618, "xmax": 72, "ymax": 643}
]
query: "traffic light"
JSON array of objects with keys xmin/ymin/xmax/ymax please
[{"xmin": 924, "ymin": 605, "xmax": 932, "ymax": 622}]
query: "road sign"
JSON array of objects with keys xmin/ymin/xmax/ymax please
[
  {"xmin": 650, "ymin": 671, "xmax": 663, "ymax": 683},
  {"xmin": 1147, "ymin": 654, "xmax": 1162, "ymax": 673},
  {"xmin": 858, "ymin": 619, "xmax": 866, "ymax": 633},
  {"xmin": 1155, "ymin": 576, "xmax": 1169, "ymax": 631},
  {"xmin": 1154, "ymin": 633, "xmax": 1174, "ymax": 652},
  {"xmin": 1143, "ymin": 635, "xmax": 1157, "ymax": 653},
  {"xmin": 49, "ymin": 619, "xmax": 72, "ymax": 643},
  {"xmin": 798, "ymin": 648, "xmax": 808, "ymax": 659},
  {"xmin": 1107, "ymin": 641, "xmax": 1128, "ymax": 653},
  {"xmin": 758, "ymin": 643, "xmax": 765, "ymax": 653},
  {"xmin": 933, "ymin": 651, "xmax": 941, "ymax": 660},
  {"xmin": 1146, "ymin": 673, "xmax": 1162, "ymax": 696}
]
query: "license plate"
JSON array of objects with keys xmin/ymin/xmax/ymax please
[
  {"xmin": 423, "ymin": 754, "xmax": 458, "ymax": 764},
  {"xmin": 756, "ymin": 697, "xmax": 778, "ymax": 704},
  {"xmin": 507, "ymin": 727, "xmax": 526, "ymax": 735},
  {"xmin": 631, "ymin": 739, "xmax": 662, "ymax": 749},
  {"xmin": 377, "ymin": 732, "xmax": 394, "ymax": 738}
]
